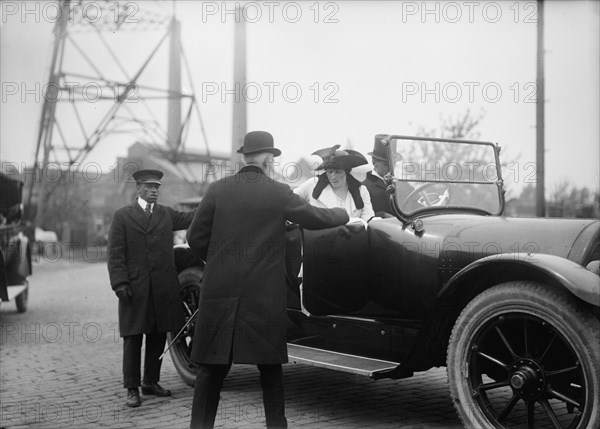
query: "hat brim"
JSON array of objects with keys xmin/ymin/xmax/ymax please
[
  {"xmin": 132, "ymin": 169, "xmax": 164, "ymax": 184},
  {"xmin": 236, "ymin": 146, "xmax": 281, "ymax": 157},
  {"xmin": 368, "ymin": 152, "xmax": 388, "ymax": 161},
  {"xmin": 313, "ymin": 147, "xmax": 368, "ymax": 170},
  {"xmin": 316, "ymin": 155, "xmax": 367, "ymax": 171}
]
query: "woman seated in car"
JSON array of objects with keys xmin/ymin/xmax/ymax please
[{"xmin": 294, "ymin": 145, "xmax": 375, "ymax": 223}]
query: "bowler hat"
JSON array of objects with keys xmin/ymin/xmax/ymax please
[
  {"xmin": 236, "ymin": 131, "xmax": 281, "ymax": 156},
  {"xmin": 367, "ymin": 134, "xmax": 389, "ymax": 161},
  {"xmin": 313, "ymin": 145, "xmax": 368, "ymax": 171},
  {"xmin": 132, "ymin": 169, "xmax": 163, "ymax": 185}
]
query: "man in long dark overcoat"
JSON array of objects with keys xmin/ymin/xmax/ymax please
[
  {"xmin": 186, "ymin": 131, "xmax": 349, "ymax": 428},
  {"xmin": 108, "ymin": 169, "xmax": 194, "ymax": 407}
]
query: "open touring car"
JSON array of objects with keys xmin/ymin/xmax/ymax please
[{"xmin": 168, "ymin": 136, "xmax": 599, "ymax": 429}]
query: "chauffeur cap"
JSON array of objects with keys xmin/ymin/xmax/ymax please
[
  {"xmin": 368, "ymin": 134, "xmax": 389, "ymax": 161},
  {"xmin": 132, "ymin": 169, "xmax": 163, "ymax": 185}
]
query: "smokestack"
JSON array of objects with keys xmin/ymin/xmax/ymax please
[{"xmin": 167, "ymin": 17, "xmax": 182, "ymax": 154}]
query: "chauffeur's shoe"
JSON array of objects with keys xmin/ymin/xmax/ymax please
[
  {"xmin": 141, "ymin": 381, "xmax": 171, "ymax": 397},
  {"xmin": 125, "ymin": 388, "xmax": 141, "ymax": 407}
]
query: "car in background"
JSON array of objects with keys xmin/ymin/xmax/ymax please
[
  {"xmin": 0, "ymin": 173, "xmax": 32, "ymax": 312},
  {"xmin": 167, "ymin": 136, "xmax": 599, "ymax": 429}
]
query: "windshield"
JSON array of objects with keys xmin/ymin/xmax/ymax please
[{"xmin": 389, "ymin": 136, "xmax": 503, "ymax": 216}]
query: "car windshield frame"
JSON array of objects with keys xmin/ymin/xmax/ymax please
[{"xmin": 383, "ymin": 135, "xmax": 505, "ymax": 222}]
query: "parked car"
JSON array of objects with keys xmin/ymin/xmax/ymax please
[
  {"xmin": 168, "ymin": 136, "xmax": 599, "ymax": 429},
  {"xmin": 0, "ymin": 173, "xmax": 32, "ymax": 312}
]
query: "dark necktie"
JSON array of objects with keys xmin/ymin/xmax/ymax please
[{"xmin": 145, "ymin": 204, "xmax": 152, "ymax": 219}]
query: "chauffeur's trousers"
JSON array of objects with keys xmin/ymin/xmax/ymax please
[
  {"xmin": 122, "ymin": 332, "xmax": 167, "ymax": 388},
  {"xmin": 190, "ymin": 363, "xmax": 288, "ymax": 429}
]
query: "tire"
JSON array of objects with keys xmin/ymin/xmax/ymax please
[
  {"xmin": 447, "ymin": 281, "xmax": 600, "ymax": 429},
  {"xmin": 15, "ymin": 281, "xmax": 28, "ymax": 313},
  {"xmin": 167, "ymin": 267, "xmax": 203, "ymax": 386}
]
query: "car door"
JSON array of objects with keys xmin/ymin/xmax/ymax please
[{"xmin": 301, "ymin": 223, "xmax": 370, "ymax": 315}]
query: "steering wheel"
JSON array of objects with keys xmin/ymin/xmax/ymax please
[{"xmin": 400, "ymin": 182, "xmax": 449, "ymax": 210}]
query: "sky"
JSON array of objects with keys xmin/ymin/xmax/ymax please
[{"xmin": 1, "ymin": 0, "xmax": 599, "ymax": 199}]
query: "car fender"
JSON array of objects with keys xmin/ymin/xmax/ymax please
[
  {"xmin": 3, "ymin": 234, "xmax": 31, "ymax": 287},
  {"xmin": 173, "ymin": 244, "xmax": 205, "ymax": 274},
  {"xmin": 0, "ymin": 249, "xmax": 7, "ymax": 300},
  {"xmin": 440, "ymin": 252, "xmax": 600, "ymax": 307},
  {"xmin": 374, "ymin": 253, "xmax": 599, "ymax": 380}
]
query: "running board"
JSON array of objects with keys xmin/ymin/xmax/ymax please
[{"xmin": 287, "ymin": 343, "xmax": 399, "ymax": 378}]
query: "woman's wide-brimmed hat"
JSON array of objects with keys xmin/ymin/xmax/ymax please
[
  {"xmin": 236, "ymin": 131, "xmax": 281, "ymax": 156},
  {"xmin": 312, "ymin": 145, "xmax": 368, "ymax": 171}
]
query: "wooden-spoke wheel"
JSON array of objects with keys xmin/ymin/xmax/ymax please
[
  {"xmin": 448, "ymin": 282, "xmax": 599, "ymax": 429},
  {"xmin": 167, "ymin": 267, "xmax": 202, "ymax": 386}
]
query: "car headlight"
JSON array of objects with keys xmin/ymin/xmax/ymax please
[{"xmin": 585, "ymin": 260, "xmax": 600, "ymax": 275}]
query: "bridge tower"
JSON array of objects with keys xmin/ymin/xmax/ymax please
[{"xmin": 29, "ymin": 0, "xmax": 211, "ymax": 225}]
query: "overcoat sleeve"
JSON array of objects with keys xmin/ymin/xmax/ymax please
[
  {"xmin": 168, "ymin": 206, "xmax": 196, "ymax": 230},
  {"xmin": 284, "ymin": 188, "xmax": 349, "ymax": 229},
  {"xmin": 186, "ymin": 185, "xmax": 216, "ymax": 261},
  {"xmin": 107, "ymin": 211, "xmax": 129, "ymax": 290}
]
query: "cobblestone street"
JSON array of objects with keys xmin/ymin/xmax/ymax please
[{"xmin": 1, "ymin": 258, "xmax": 462, "ymax": 428}]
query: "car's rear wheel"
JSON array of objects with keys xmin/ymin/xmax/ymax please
[
  {"xmin": 447, "ymin": 281, "xmax": 600, "ymax": 429},
  {"xmin": 167, "ymin": 267, "xmax": 203, "ymax": 386}
]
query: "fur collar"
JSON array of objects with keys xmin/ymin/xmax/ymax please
[{"xmin": 312, "ymin": 173, "xmax": 364, "ymax": 209}]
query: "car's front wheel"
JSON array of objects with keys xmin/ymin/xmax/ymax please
[
  {"xmin": 447, "ymin": 281, "xmax": 599, "ymax": 429},
  {"xmin": 167, "ymin": 267, "xmax": 203, "ymax": 386}
]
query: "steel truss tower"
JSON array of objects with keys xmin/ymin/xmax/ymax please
[{"xmin": 29, "ymin": 0, "xmax": 212, "ymax": 223}]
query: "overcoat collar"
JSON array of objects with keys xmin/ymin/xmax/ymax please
[
  {"xmin": 312, "ymin": 172, "xmax": 364, "ymax": 209},
  {"xmin": 238, "ymin": 165, "xmax": 265, "ymax": 175},
  {"xmin": 366, "ymin": 171, "xmax": 387, "ymax": 190},
  {"xmin": 127, "ymin": 199, "xmax": 163, "ymax": 231}
]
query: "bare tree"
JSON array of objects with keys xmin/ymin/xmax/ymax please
[
  {"xmin": 548, "ymin": 180, "xmax": 599, "ymax": 218},
  {"xmin": 416, "ymin": 109, "xmax": 483, "ymax": 140},
  {"xmin": 413, "ymin": 110, "xmax": 520, "ymax": 199}
]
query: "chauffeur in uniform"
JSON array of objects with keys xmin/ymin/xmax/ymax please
[
  {"xmin": 107, "ymin": 169, "xmax": 195, "ymax": 407},
  {"xmin": 186, "ymin": 131, "xmax": 350, "ymax": 428},
  {"xmin": 363, "ymin": 135, "xmax": 413, "ymax": 216}
]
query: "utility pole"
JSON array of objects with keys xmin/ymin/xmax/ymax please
[
  {"xmin": 231, "ymin": 5, "xmax": 247, "ymax": 165},
  {"xmin": 536, "ymin": 0, "xmax": 546, "ymax": 217}
]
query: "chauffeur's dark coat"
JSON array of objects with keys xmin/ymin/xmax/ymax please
[
  {"xmin": 363, "ymin": 172, "xmax": 415, "ymax": 215},
  {"xmin": 186, "ymin": 165, "xmax": 349, "ymax": 365},
  {"xmin": 108, "ymin": 201, "xmax": 194, "ymax": 337}
]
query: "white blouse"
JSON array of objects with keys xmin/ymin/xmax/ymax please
[{"xmin": 294, "ymin": 178, "xmax": 375, "ymax": 222}]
